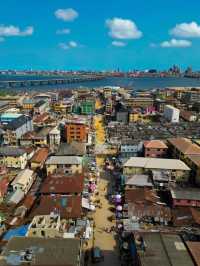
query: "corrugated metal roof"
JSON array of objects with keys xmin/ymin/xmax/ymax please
[
  {"xmin": 45, "ymin": 156, "xmax": 82, "ymax": 165},
  {"xmin": 124, "ymin": 157, "xmax": 190, "ymax": 171}
]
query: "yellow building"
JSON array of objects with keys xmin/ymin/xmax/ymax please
[
  {"xmin": 22, "ymin": 98, "xmax": 35, "ymax": 111},
  {"xmin": 129, "ymin": 113, "xmax": 139, "ymax": 122},
  {"xmin": 45, "ymin": 156, "xmax": 82, "ymax": 175},
  {"xmin": 0, "ymin": 147, "xmax": 27, "ymax": 169}
]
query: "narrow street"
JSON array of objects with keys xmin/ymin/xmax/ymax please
[{"xmin": 90, "ymin": 114, "xmax": 120, "ymax": 266}]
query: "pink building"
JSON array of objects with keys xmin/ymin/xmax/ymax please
[{"xmin": 144, "ymin": 140, "xmax": 168, "ymax": 158}]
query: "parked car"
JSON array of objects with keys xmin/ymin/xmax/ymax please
[{"xmin": 91, "ymin": 247, "xmax": 104, "ymax": 263}]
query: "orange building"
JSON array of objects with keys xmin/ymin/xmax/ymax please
[{"xmin": 65, "ymin": 122, "xmax": 88, "ymax": 143}]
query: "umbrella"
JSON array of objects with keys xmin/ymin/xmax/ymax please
[{"xmin": 116, "ymin": 205, "xmax": 123, "ymax": 211}]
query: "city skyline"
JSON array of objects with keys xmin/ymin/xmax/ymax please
[{"xmin": 1, "ymin": 0, "xmax": 200, "ymax": 70}]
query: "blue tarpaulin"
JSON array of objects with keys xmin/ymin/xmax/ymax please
[{"xmin": 3, "ymin": 224, "xmax": 29, "ymax": 241}]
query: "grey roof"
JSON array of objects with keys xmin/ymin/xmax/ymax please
[
  {"xmin": 56, "ymin": 142, "xmax": 86, "ymax": 156},
  {"xmin": 46, "ymin": 156, "xmax": 82, "ymax": 165},
  {"xmin": 8, "ymin": 189, "xmax": 25, "ymax": 205},
  {"xmin": 139, "ymin": 233, "xmax": 194, "ymax": 266},
  {"xmin": 125, "ymin": 174, "xmax": 153, "ymax": 187},
  {"xmin": 34, "ymin": 100, "xmax": 46, "ymax": 108},
  {"xmin": 171, "ymin": 188, "xmax": 200, "ymax": 201},
  {"xmin": 5, "ymin": 115, "xmax": 32, "ymax": 130},
  {"xmin": 0, "ymin": 100, "xmax": 9, "ymax": 108},
  {"xmin": 0, "ymin": 237, "xmax": 81, "ymax": 266},
  {"xmin": 0, "ymin": 147, "xmax": 26, "ymax": 156}
]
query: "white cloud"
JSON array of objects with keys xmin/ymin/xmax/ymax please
[
  {"xmin": 106, "ymin": 17, "xmax": 142, "ymax": 39},
  {"xmin": 112, "ymin": 40, "xmax": 126, "ymax": 47},
  {"xmin": 55, "ymin": 8, "xmax": 78, "ymax": 22},
  {"xmin": 56, "ymin": 28, "xmax": 71, "ymax": 35},
  {"xmin": 0, "ymin": 25, "xmax": 34, "ymax": 37},
  {"xmin": 170, "ymin": 22, "xmax": 200, "ymax": 38},
  {"xmin": 68, "ymin": 41, "xmax": 77, "ymax": 48},
  {"xmin": 59, "ymin": 41, "xmax": 78, "ymax": 50},
  {"xmin": 160, "ymin": 38, "xmax": 192, "ymax": 48}
]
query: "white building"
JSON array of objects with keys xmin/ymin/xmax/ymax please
[
  {"xmin": 11, "ymin": 169, "xmax": 35, "ymax": 194},
  {"xmin": 49, "ymin": 127, "xmax": 61, "ymax": 147},
  {"xmin": 163, "ymin": 105, "xmax": 180, "ymax": 123}
]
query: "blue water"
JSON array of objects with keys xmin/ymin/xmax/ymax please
[{"xmin": 0, "ymin": 75, "xmax": 200, "ymax": 91}]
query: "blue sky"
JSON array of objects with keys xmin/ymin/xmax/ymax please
[{"xmin": 1, "ymin": 0, "xmax": 200, "ymax": 70}]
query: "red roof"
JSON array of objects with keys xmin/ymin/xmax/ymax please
[
  {"xmin": 31, "ymin": 195, "xmax": 82, "ymax": 219},
  {"xmin": 22, "ymin": 195, "xmax": 36, "ymax": 210},
  {"xmin": 33, "ymin": 113, "xmax": 49, "ymax": 123},
  {"xmin": 144, "ymin": 140, "xmax": 168, "ymax": 149},
  {"xmin": 22, "ymin": 131, "xmax": 37, "ymax": 140},
  {"xmin": 125, "ymin": 188, "xmax": 158, "ymax": 204},
  {"xmin": 40, "ymin": 173, "xmax": 84, "ymax": 194},
  {"xmin": 0, "ymin": 177, "xmax": 9, "ymax": 197},
  {"xmin": 31, "ymin": 148, "xmax": 49, "ymax": 164}
]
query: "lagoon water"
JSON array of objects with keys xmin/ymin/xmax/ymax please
[{"xmin": 1, "ymin": 75, "xmax": 200, "ymax": 91}]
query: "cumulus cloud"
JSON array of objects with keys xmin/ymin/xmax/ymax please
[
  {"xmin": 56, "ymin": 28, "xmax": 71, "ymax": 35},
  {"xmin": 112, "ymin": 40, "xmax": 126, "ymax": 47},
  {"xmin": 106, "ymin": 18, "xmax": 142, "ymax": 39},
  {"xmin": 0, "ymin": 25, "xmax": 34, "ymax": 37},
  {"xmin": 68, "ymin": 41, "xmax": 77, "ymax": 48},
  {"xmin": 160, "ymin": 38, "xmax": 192, "ymax": 48},
  {"xmin": 170, "ymin": 22, "xmax": 200, "ymax": 38},
  {"xmin": 59, "ymin": 41, "xmax": 78, "ymax": 50},
  {"xmin": 55, "ymin": 8, "xmax": 78, "ymax": 22}
]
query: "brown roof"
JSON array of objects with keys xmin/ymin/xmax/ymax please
[
  {"xmin": 128, "ymin": 202, "xmax": 171, "ymax": 221},
  {"xmin": 180, "ymin": 110, "xmax": 196, "ymax": 121},
  {"xmin": 187, "ymin": 155, "xmax": 200, "ymax": 167},
  {"xmin": 33, "ymin": 113, "xmax": 49, "ymax": 123},
  {"xmin": 31, "ymin": 148, "xmax": 49, "ymax": 164},
  {"xmin": 168, "ymin": 138, "xmax": 200, "ymax": 155},
  {"xmin": 40, "ymin": 173, "xmax": 84, "ymax": 194},
  {"xmin": 144, "ymin": 140, "xmax": 168, "ymax": 149},
  {"xmin": 186, "ymin": 242, "xmax": 200, "ymax": 266},
  {"xmin": 31, "ymin": 195, "xmax": 82, "ymax": 219},
  {"xmin": 125, "ymin": 188, "xmax": 158, "ymax": 204},
  {"xmin": 172, "ymin": 207, "xmax": 200, "ymax": 226},
  {"xmin": 21, "ymin": 131, "xmax": 37, "ymax": 140}
]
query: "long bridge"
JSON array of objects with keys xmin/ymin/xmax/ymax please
[{"xmin": 0, "ymin": 75, "xmax": 105, "ymax": 88}]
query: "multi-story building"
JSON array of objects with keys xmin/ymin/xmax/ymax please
[
  {"xmin": 163, "ymin": 105, "xmax": 180, "ymax": 123},
  {"xmin": 45, "ymin": 155, "xmax": 82, "ymax": 175},
  {"xmin": 65, "ymin": 122, "xmax": 88, "ymax": 143},
  {"xmin": 34, "ymin": 100, "xmax": 49, "ymax": 114},
  {"xmin": 0, "ymin": 147, "xmax": 27, "ymax": 169},
  {"xmin": 80, "ymin": 100, "xmax": 95, "ymax": 115},
  {"xmin": 167, "ymin": 138, "xmax": 200, "ymax": 184},
  {"xmin": 22, "ymin": 98, "xmax": 35, "ymax": 112},
  {"xmin": 0, "ymin": 113, "xmax": 22, "ymax": 124},
  {"xmin": 3, "ymin": 115, "xmax": 33, "ymax": 145},
  {"xmin": 11, "ymin": 169, "xmax": 35, "ymax": 194},
  {"xmin": 143, "ymin": 140, "xmax": 168, "ymax": 158},
  {"xmin": 49, "ymin": 126, "xmax": 61, "ymax": 147},
  {"xmin": 124, "ymin": 97, "xmax": 154, "ymax": 109},
  {"xmin": 73, "ymin": 100, "xmax": 95, "ymax": 115},
  {"xmin": 30, "ymin": 147, "xmax": 49, "ymax": 170}
]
